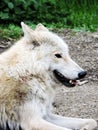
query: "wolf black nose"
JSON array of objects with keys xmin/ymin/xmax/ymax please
[{"xmin": 78, "ymin": 71, "xmax": 87, "ymax": 79}]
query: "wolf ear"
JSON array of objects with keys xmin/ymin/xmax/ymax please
[
  {"xmin": 21, "ymin": 22, "xmax": 33, "ymax": 39},
  {"xmin": 35, "ymin": 23, "xmax": 49, "ymax": 31}
]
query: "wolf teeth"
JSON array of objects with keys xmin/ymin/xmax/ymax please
[
  {"xmin": 69, "ymin": 80, "xmax": 72, "ymax": 83},
  {"xmin": 69, "ymin": 80, "xmax": 76, "ymax": 84}
]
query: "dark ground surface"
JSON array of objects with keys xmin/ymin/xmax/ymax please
[{"xmin": 0, "ymin": 30, "xmax": 98, "ymax": 129}]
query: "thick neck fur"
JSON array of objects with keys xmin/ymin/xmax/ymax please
[{"xmin": 0, "ymin": 38, "xmax": 55, "ymax": 115}]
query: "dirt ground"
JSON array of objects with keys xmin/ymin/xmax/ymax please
[
  {"xmin": 54, "ymin": 30, "xmax": 98, "ymax": 129},
  {"xmin": 0, "ymin": 29, "xmax": 98, "ymax": 129}
]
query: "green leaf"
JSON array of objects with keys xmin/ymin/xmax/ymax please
[
  {"xmin": 0, "ymin": 12, "xmax": 9, "ymax": 19},
  {"xmin": 8, "ymin": 2, "xmax": 14, "ymax": 9}
]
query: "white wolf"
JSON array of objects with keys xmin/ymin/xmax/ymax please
[{"xmin": 0, "ymin": 22, "xmax": 97, "ymax": 130}]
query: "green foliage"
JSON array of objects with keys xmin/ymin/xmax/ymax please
[
  {"xmin": 0, "ymin": 24, "xmax": 22, "ymax": 39},
  {"xmin": 0, "ymin": 0, "xmax": 98, "ymax": 31},
  {"xmin": 0, "ymin": 23, "xmax": 37, "ymax": 39}
]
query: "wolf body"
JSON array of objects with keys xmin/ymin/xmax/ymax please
[{"xmin": 0, "ymin": 23, "xmax": 97, "ymax": 130}]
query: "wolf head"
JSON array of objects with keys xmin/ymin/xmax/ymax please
[{"xmin": 19, "ymin": 22, "xmax": 87, "ymax": 87}]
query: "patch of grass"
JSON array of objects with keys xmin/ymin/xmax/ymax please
[
  {"xmin": 0, "ymin": 23, "xmax": 65, "ymax": 40},
  {"xmin": 0, "ymin": 19, "xmax": 98, "ymax": 40},
  {"xmin": 0, "ymin": 24, "xmax": 22, "ymax": 39},
  {"xmin": 0, "ymin": 0, "xmax": 98, "ymax": 39},
  {"xmin": 0, "ymin": 23, "xmax": 37, "ymax": 39},
  {"xmin": 0, "ymin": 0, "xmax": 98, "ymax": 35}
]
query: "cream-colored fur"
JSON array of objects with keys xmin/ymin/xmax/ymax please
[{"xmin": 0, "ymin": 22, "xmax": 97, "ymax": 130}]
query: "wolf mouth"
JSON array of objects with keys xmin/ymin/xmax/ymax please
[{"xmin": 53, "ymin": 70, "xmax": 77, "ymax": 87}]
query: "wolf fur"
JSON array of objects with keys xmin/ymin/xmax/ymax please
[{"xmin": 0, "ymin": 23, "xmax": 97, "ymax": 130}]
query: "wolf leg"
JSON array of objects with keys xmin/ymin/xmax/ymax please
[
  {"xmin": 30, "ymin": 119, "xmax": 72, "ymax": 130},
  {"xmin": 44, "ymin": 114, "xmax": 97, "ymax": 130}
]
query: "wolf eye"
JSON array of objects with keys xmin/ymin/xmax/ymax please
[{"xmin": 55, "ymin": 53, "xmax": 62, "ymax": 58}]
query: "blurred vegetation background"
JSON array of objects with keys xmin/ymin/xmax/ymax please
[{"xmin": 0, "ymin": 0, "xmax": 98, "ymax": 38}]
